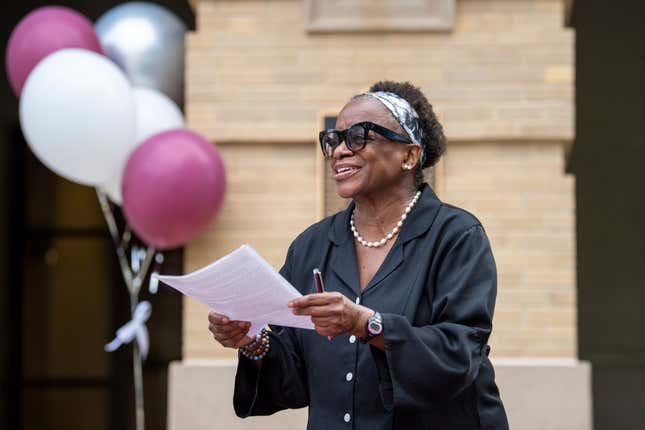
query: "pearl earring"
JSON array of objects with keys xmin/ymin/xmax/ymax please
[{"xmin": 402, "ymin": 164, "xmax": 412, "ymax": 171}]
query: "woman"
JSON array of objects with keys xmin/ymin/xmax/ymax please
[{"xmin": 208, "ymin": 81, "xmax": 509, "ymax": 429}]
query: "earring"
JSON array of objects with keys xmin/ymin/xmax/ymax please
[{"xmin": 402, "ymin": 164, "xmax": 412, "ymax": 171}]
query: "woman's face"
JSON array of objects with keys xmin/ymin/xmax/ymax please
[{"xmin": 331, "ymin": 97, "xmax": 416, "ymax": 199}]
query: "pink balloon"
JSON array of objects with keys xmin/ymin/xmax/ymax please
[
  {"xmin": 122, "ymin": 129, "xmax": 226, "ymax": 250},
  {"xmin": 6, "ymin": 6, "xmax": 103, "ymax": 96}
]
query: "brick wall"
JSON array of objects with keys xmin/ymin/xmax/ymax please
[
  {"xmin": 442, "ymin": 140, "xmax": 575, "ymax": 357},
  {"xmin": 183, "ymin": 0, "xmax": 575, "ymax": 359},
  {"xmin": 186, "ymin": 0, "xmax": 573, "ymax": 142}
]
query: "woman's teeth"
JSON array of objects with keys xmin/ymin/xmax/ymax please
[{"xmin": 336, "ymin": 167, "xmax": 355, "ymax": 173}]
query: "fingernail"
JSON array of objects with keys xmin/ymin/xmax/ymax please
[
  {"xmin": 222, "ymin": 317, "xmax": 229, "ymax": 324},
  {"xmin": 288, "ymin": 302, "xmax": 294, "ymax": 307},
  {"xmin": 238, "ymin": 322, "xmax": 245, "ymax": 327}
]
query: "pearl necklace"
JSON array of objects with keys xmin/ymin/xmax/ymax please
[{"xmin": 350, "ymin": 190, "xmax": 421, "ymax": 248}]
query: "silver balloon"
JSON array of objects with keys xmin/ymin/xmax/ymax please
[{"xmin": 96, "ymin": 2, "xmax": 187, "ymax": 105}]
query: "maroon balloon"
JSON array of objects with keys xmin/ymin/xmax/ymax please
[
  {"xmin": 122, "ymin": 129, "xmax": 226, "ymax": 250},
  {"xmin": 6, "ymin": 6, "xmax": 103, "ymax": 96}
]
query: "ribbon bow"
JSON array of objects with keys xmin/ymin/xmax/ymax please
[{"xmin": 105, "ymin": 301, "xmax": 152, "ymax": 360}]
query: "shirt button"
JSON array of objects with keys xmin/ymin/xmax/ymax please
[
  {"xmin": 346, "ymin": 372, "xmax": 353, "ymax": 382},
  {"xmin": 344, "ymin": 413, "xmax": 351, "ymax": 423},
  {"xmin": 349, "ymin": 335, "xmax": 356, "ymax": 344}
]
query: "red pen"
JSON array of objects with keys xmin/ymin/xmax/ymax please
[
  {"xmin": 313, "ymin": 268, "xmax": 331, "ymax": 340},
  {"xmin": 313, "ymin": 268, "xmax": 325, "ymax": 294}
]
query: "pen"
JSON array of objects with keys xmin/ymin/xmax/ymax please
[
  {"xmin": 313, "ymin": 268, "xmax": 325, "ymax": 294},
  {"xmin": 313, "ymin": 268, "xmax": 331, "ymax": 340}
]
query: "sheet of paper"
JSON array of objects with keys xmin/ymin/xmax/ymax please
[{"xmin": 155, "ymin": 244, "xmax": 314, "ymax": 336}]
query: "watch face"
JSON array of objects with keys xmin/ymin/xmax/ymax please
[{"xmin": 368, "ymin": 320, "xmax": 382, "ymax": 335}]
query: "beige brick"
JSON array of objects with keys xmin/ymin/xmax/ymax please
[
  {"xmin": 545, "ymin": 65, "xmax": 574, "ymax": 83},
  {"xmin": 186, "ymin": 0, "xmax": 573, "ymax": 143}
]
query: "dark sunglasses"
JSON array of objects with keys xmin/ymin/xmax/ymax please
[{"xmin": 318, "ymin": 121, "xmax": 411, "ymax": 159}]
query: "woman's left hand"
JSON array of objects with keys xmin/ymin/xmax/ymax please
[{"xmin": 289, "ymin": 292, "xmax": 374, "ymax": 339}]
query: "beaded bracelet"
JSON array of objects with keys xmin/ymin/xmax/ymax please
[{"xmin": 239, "ymin": 328, "xmax": 270, "ymax": 361}]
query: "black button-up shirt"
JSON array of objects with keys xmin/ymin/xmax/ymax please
[{"xmin": 234, "ymin": 184, "xmax": 508, "ymax": 429}]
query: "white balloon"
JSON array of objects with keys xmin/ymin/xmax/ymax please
[
  {"xmin": 103, "ymin": 87, "xmax": 184, "ymax": 204},
  {"xmin": 19, "ymin": 49, "xmax": 136, "ymax": 186},
  {"xmin": 134, "ymin": 87, "xmax": 184, "ymax": 142}
]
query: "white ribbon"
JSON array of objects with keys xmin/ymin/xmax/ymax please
[{"xmin": 105, "ymin": 301, "xmax": 152, "ymax": 360}]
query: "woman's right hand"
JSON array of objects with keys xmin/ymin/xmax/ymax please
[{"xmin": 208, "ymin": 311, "xmax": 254, "ymax": 348}]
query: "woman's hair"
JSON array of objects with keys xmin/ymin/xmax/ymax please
[{"xmin": 363, "ymin": 81, "xmax": 446, "ymax": 188}]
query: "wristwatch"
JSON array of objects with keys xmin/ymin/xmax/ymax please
[{"xmin": 360, "ymin": 311, "xmax": 383, "ymax": 343}]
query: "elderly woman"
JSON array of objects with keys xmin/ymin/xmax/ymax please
[{"xmin": 208, "ymin": 81, "xmax": 508, "ymax": 429}]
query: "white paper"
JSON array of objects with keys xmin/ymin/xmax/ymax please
[{"xmin": 155, "ymin": 244, "xmax": 314, "ymax": 336}]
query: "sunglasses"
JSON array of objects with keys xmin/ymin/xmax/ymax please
[{"xmin": 318, "ymin": 121, "xmax": 411, "ymax": 159}]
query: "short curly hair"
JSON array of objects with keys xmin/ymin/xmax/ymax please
[{"xmin": 354, "ymin": 81, "xmax": 446, "ymax": 188}]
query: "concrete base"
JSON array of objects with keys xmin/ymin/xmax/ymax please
[
  {"xmin": 494, "ymin": 359, "xmax": 592, "ymax": 430},
  {"xmin": 168, "ymin": 358, "xmax": 592, "ymax": 430}
]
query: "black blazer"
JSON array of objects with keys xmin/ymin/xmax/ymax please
[{"xmin": 234, "ymin": 184, "xmax": 509, "ymax": 430}]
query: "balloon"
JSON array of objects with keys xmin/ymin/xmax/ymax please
[
  {"xmin": 103, "ymin": 87, "xmax": 184, "ymax": 204},
  {"xmin": 19, "ymin": 49, "xmax": 136, "ymax": 186},
  {"xmin": 95, "ymin": 2, "xmax": 187, "ymax": 105},
  {"xmin": 122, "ymin": 130, "xmax": 226, "ymax": 250},
  {"xmin": 5, "ymin": 6, "xmax": 103, "ymax": 96}
]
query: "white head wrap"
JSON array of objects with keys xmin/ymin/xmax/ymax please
[{"xmin": 363, "ymin": 91, "xmax": 425, "ymax": 166}]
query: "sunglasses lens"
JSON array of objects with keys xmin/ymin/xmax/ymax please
[
  {"xmin": 346, "ymin": 124, "xmax": 366, "ymax": 151},
  {"xmin": 322, "ymin": 131, "xmax": 339, "ymax": 157},
  {"xmin": 320, "ymin": 124, "xmax": 368, "ymax": 157}
]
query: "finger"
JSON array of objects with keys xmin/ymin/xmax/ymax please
[
  {"xmin": 212, "ymin": 330, "xmax": 233, "ymax": 347},
  {"xmin": 292, "ymin": 304, "xmax": 341, "ymax": 317},
  {"xmin": 215, "ymin": 329, "xmax": 248, "ymax": 348},
  {"xmin": 220, "ymin": 322, "xmax": 252, "ymax": 339},
  {"xmin": 230, "ymin": 320, "xmax": 253, "ymax": 329},
  {"xmin": 209, "ymin": 321, "xmax": 231, "ymax": 333},
  {"xmin": 209, "ymin": 322, "xmax": 230, "ymax": 335},
  {"xmin": 289, "ymin": 292, "xmax": 343, "ymax": 308},
  {"xmin": 209, "ymin": 320, "xmax": 246, "ymax": 336},
  {"xmin": 219, "ymin": 331, "xmax": 246, "ymax": 343},
  {"xmin": 230, "ymin": 332, "xmax": 253, "ymax": 348},
  {"xmin": 311, "ymin": 316, "xmax": 336, "ymax": 326},
  {"xmin": 295, "ymin": 292, "xmax": 343, "ymax": 306},
  {"xmin": 232, "ymin": 335, "xmax": 255, "ymax": 349},
  {"xmin": 217, "ymin": 327, "xmax": 246, "ymax": 340},
  {"xmin": 228, "ymin": 330, "xmax": 247, "ymax": 344},
  {"xmin": 211, "ymin": 321, "xmax": 250, "ymax": 338},
  {"xmin": 208, "ymin": 312, "xmax": 230, "ymax": 325}
]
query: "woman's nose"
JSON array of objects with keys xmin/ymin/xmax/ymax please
[{"xmin": 332, "ymin": 140, "xmax": 352, "ymax": 158}]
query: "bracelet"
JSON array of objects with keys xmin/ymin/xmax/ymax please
[{"xmin": 239, "ymin": 328, "xmax": 270, "ymax": 361}]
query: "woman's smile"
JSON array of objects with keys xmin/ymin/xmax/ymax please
[{"xmin": 333, "ymin": 162, "xmax": 362, "ymax": 181}]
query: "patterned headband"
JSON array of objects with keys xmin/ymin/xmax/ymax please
[{"xmin": 363, "ymin": 91, "xmax": 426, "ymax": 166}]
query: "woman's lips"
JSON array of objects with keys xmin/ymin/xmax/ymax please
[{"xmin": 333, "ymin": 166, "xmax": 360, "ymax": 181}]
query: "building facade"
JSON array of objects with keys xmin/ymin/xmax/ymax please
[{"xmin": 169, "ymin": 1, "xmax": 589, "ymax": 429}]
